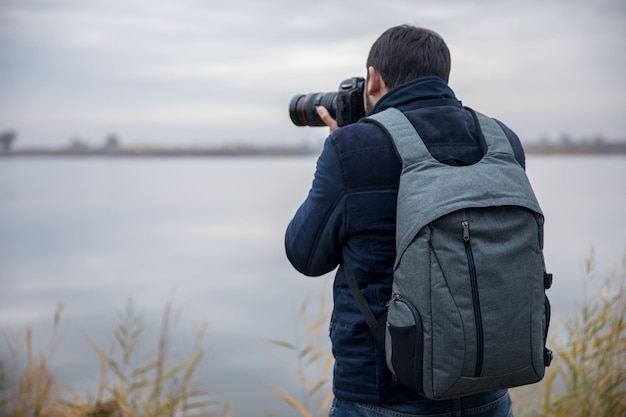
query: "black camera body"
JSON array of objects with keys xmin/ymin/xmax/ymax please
[{"xmin": 289, "ymin": 77, "xmax": 366, "ymax": 127}]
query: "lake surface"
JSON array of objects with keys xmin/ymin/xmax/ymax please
[{"xmin": 1, "ymin": 155, "xmax": 625, "ymax": 416}]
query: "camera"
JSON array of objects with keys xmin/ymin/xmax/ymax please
[{"xmin": 289, "ymin": 77, "xmax": 366, "ymax": 127}]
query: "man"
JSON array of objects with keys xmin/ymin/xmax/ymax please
[{"xmin": 285, "ymin": 25, "xmax": 522, "ymax": 416}]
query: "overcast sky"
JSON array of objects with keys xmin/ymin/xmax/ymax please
[{"xmin": 1, "ymin": 0, "xmax": 624, "ymax": 148}]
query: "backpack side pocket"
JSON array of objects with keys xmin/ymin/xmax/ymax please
[{"xmin": 385, "ymin": 294, "xmax": 423, "ymax": 394}]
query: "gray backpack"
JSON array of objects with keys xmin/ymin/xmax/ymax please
[{"xmin": 346, "ymin": 107, "xmax": 552, "ymax": 400}]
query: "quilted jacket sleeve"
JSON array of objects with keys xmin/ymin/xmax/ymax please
[{"xmin": 284, "ymin": 136, "xmax": 347, "ymax": 276}]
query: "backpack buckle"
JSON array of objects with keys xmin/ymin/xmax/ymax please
[
  {"xmin": 544, "ymin": 348, "xmax": 553, "ymax": 367},
  {"xmin": 544, "ymin": 273, "xmax": 553, "ymax": 289}
]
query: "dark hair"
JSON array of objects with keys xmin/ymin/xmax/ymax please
[{"xmin": 366, "ymin": 25, "xmax": 451, "ymax": 89}]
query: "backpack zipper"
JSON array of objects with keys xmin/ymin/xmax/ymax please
[{"xmin": 462, "ymin": 220, "xmax": 484, "ymax": 377}]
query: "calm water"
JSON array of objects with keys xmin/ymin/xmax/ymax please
[{"xmin": 0, "ymin": 155, "xmax": 625, "ymax": 416}]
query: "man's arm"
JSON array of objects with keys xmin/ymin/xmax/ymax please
[{"xmin": 285, "ymin": 136, "xmax": 346, "ymax": 276}]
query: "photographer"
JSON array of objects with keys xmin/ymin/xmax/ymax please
[{"xmin": 285, "ymin": 25, "xmax": 525, "ymax": 416}]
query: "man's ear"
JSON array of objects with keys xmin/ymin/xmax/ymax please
[{"xmin": 367, "ymin": 66, "xmax": 381, "ymax": 96}]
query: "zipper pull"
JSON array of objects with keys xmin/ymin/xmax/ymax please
[
  {"xmin": 386, "ymin": 294, "xmax": 401, "ymax": 307},
  {"xmin": 462, "ymin": 220, "xmax": 470, "ymax": 241}
]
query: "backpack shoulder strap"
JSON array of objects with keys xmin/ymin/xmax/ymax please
[
  {"xmin": 469, "ymin": 108, "xmax": 516, "ymax": 156},
  {"xmin": 366, "ymin": 107, "xmax": 434, "ymax": 166},
  {"xmin": 344, "ymin": 267, "xmax": 386, "ymax": 348},
  {"xmin": 368, "ymin": 107, "xmax": 516, "ymax": 163}
]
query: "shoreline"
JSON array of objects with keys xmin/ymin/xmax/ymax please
[{"xmin": 2, "ymin": 141, "xmax": 626, "ymax": 158}]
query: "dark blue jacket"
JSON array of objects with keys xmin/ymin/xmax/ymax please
[{"xmin": 285, "ymin": 76, "xmax": 525, "ymax": 404}]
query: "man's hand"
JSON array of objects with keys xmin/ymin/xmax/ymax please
[{"xmin": 316, "ymin": 106, "xmax": 339, "ymax": 133}]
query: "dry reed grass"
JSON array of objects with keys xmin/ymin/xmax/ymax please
[
  {"xmin": 2, "ymin": 250, "xmax": 623, "ymax": 416},
  {"xmin": 0, "ymin": 305, "xmax": 66, "ymax": 417},
  {"xmin": 512, "ymin": 250, "xmax": 626, "ymax": 416},
  {"xmin": 0, "ymin": 299, "xmax": 230, "ymax": 417},
  {"xmin": 266, "ymin": 286, "xmax": 334, "ymax": 417}
]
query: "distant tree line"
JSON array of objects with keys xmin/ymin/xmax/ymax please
[{"xmin": 0, "ymin": 131, "xmax": 17, "ymax": 152}]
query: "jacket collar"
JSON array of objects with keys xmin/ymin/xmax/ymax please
[{"xmin": 368, "ymin": 76, "xmax": 462, "ymax": 115}]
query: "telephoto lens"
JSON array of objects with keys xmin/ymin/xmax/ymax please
[{"xmin": 289, "ymin": 92, "xmax": 337, "ymax": 127}]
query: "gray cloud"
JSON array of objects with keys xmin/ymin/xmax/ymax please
[{"xmin": 0, "ymin": 0, "xmax": 624, "ymax": 147}]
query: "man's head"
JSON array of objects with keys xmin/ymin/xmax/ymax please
[{"xmin": 364, "ymin": 25, "xmax": 451, "ymax": 112}]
